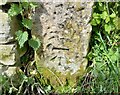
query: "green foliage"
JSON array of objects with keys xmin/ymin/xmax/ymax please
[
  {"xmin": 16, "ymin": 30, "xmax": 28, "ymax": 48},
  {"xmin": 113, "ymin": 17, "xmax": 120, "ymax": 30},
  {"xmin": 0, "ymin": 75, "xmax": 11, "ymax": 94},
  {"xmin": 8, "ymin": 4, "xmax": 22, "ymax": 16},
  {"xmin": 0, "ymin": 69, "xmax": 46, "ymax": 95},
  {"xmin": 104, "ymin": 24, "xmax": 111, "ymax": 33},
  {"xmin": 77, "ymin": 2, "xmax": 120, "ymax": 93},
  {"xmin": 20, "ymin": 0, "xmax": 38, "ymax": 8},
  {"xmin": 90, "ymin": 2, "xmax": 119, "ymax": 34},
  {"xmin": 8, "ymin": 2, "xmax": 40, "ymax": 50},
  {"xmin": 22, "ymin": 18, "xmax": 32, "ymax": 29},
  {"xmin": 29, "ymin": 36, "xmax": 41, "ymax": 51}
]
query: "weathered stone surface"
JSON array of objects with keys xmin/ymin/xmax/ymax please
[
  {"xmin": 4, "ymin": 67, "xmax": 16, "ymax": 77},
  {"xmin": 0, "ymin": 10, "xmax": 13, "ymax": 44},
  {"xmin": 0, "ymin": 7, "xmax": 18, "ymax": 77},
  {"xmin": 0, "ymin": 0, "xmax": 7, "ymax": 5},
  {"xmin": 0, "ymin": 44, "xmax": 15, "ymax": 65},
  {"xmin": 32, "ymin": 2, "xmax": 93, "ymax": 88}
]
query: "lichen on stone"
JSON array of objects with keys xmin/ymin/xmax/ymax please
[{"xmin": 32, "ymin": 1, "xmax": 94, "ymax": 88}]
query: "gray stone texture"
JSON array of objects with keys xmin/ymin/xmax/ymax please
[
  {"xmin": 0, "ymin": 6, "xmax": 17, "ymax": 77},
  {"xmin": 32, "ymin": 1, "xmax": 93, "ymax": 74},
  {"xmin": 31, "ymin": 2, "xmax": 93, "ymax": 87}
]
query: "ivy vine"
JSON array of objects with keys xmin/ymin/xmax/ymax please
[
  {"xmin": 8, "ymin": 2, "xmax": 40, "ymax": 51},
  {"xmin": 6, "ymin": 1, "xmax": 46, "ymax": 94}
]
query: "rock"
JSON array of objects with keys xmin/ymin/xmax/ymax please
[
  {"xmin": 0, "ymin": 0, "xmax": 7, "ymax": 5},
  {"xmin": 0, "ymin": 10, "xmax": 14, "ymax": 44},
  {"xmin": 0, "ymin": 6, "xmax": 19, "ymax": 77},
  {"xmin": 4, "ymin": 67, "xmax": 16, "ymax": 77},
  {"xmin": 0, "ymin": 44, "xmax": 15, "ymax": 65}
]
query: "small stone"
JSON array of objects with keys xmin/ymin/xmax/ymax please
[
  {"xmin": 0, "ymin": 11, "xmax": 11, "ymax": 43},
  {"xmin": 0, "ymin": 44, "xmax": 15, "ymax": 65},
  {"xmin": 4, "ymin": 67, "xmax": 16, "ymax": 77}
]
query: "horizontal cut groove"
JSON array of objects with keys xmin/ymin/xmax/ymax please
[{"xmin": 52, "ymin": 47, "xmax": 69, "ymax": 51}]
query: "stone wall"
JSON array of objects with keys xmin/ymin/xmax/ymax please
[{"xmin": 0, "ymin": 2, "xmax": 18, "ymax": 77}]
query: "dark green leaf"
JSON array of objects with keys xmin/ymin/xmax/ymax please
[
  {"xmin": 28, "ymin": 77, "xmax": 35, "ymax": 84},
  {"xmin": 22, "ymin": 18, "xmax": 32, "ymax": 29},
  {"xmin": 29, "ymin": 36, "xmax": 41, "ymax": 51},
  {"xmin": 8, "ymin": 4, "xmax": 22, "ymax": 16},
  {"xmin": 21, "ymin": 2, "xmax": 29, "ymax": 9}
]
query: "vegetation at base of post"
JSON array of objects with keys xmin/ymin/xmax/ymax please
[{"xmin": 76, "ymin": 2, "xmax": 120, "ymax": 93}]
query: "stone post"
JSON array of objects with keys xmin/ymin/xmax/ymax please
[{"xmin": 32, "ymin": 1, "xmax": 94, "ymax": 88}]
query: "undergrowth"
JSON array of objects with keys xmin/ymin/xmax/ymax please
[{"xmin": 76, "ymin": 2, "xmax": 120, "ymax": 93}]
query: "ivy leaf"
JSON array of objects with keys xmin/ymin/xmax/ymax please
[
  {"xmin": 28, "ymin": 36, "xmax": 41, "ymax": 51},
  {"xmin": 16, "ymin": 30, "xmax": 28, "ymax": 48},
  {"xmin": 104, "ymin": 24, "xmax": 111, "ymax": 34},
  {"xmin": 22, "ymin": 18, "xmax": 32, "ymax": 29},
  {"xmin": 21, "ymin": 2, "xmax": 29, "ymax": 10},
  {"xmin": 8, "ymin": 4, "xmax": 22, "ymax": 17}
]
